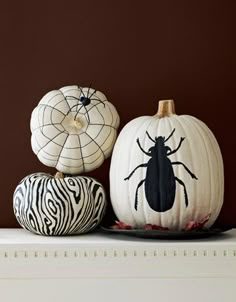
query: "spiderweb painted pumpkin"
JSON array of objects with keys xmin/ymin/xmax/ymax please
[{"xmin": 31, "ymin": 85, "xmax": 120, "ymax": 174}]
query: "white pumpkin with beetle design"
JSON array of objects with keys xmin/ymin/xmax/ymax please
[{"xmin": 110, "ymin": 100, "xmax": 224, "ymax": 230}]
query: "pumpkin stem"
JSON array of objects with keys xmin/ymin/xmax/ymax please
[
  {"xmin": 156, "ymin": 100, "xmax": 176, "ymax": 118},
  {"xmin": 55, "ymin": 171, "xmax": 64, "ymax": 179}
]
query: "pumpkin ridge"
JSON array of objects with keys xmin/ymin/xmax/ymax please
[
  {"xmin": 84, "ymin": 131, "xmax": 105, "ymax": 159},
  {"xmin": 31, "ymin": 123, "xmax": 64, "ymax": 133},
  {"xmin": 36, "ymin": 131, "xmax": 68, "ymax": 156},
  {"xmin": 77, "ymin": 134, "xmax": 85, "ymax": 172},
  {"xmin": 39, "ymin": 92, "xmax": 64, "ymax": 106},
  {"xmin": 183, "ymin": 116, "xmax": 213, "ymax": 225},
  {"xmin": 104, "ymin": 101, "xmax": 120, "ymax": 128},
  {"xmin": 127, "ymin": 119, "xmax": 144, "ymax": 227},
  {"xmin": 127, "ymin": 117, "xmax": 151, "ymax": 226},
  {"xmin": 58, "ymin": 89, "xmax": 74, "ymax": 112},
  {"xmin": 187, "ymin": 116, "xmax": 224, "ymax": 226},
  {"xmin": 86, "ymin": 99, "xmax": 108, "ymax": 114},
  {"xmin": 165, "ymin": 115, "xmax": 179, "ymax": 230},
  {"xmin": 37, "ymin": 103, "xmax": 67, "ymax": 117},
  {"xmin": 171, "ymin": 115, "xmax": 194, "ymax": 230},
  {"xmin": 56, "ymin": 134, "xmax": 70, "ymax": 171}
]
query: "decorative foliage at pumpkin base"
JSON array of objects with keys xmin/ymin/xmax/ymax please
[{"xmin": 111, "ymin": 214, "xmax": 211, "ymax": 231}]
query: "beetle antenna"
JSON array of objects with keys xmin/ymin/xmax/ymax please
[
  {"xmin": 146, "ymin": 131, "xmax": 156, "ymax": 143},
  {"xmin": 164, "ymin": 128, "xmax": 176, "ymax": 142}
]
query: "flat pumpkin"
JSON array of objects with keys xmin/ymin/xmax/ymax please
[
  {"xmin": 31, "ymin": 85, "xmax": 120, "ymax": 174},
  {"xmin": 13, "ymin": 172, "xmax": 106, "ymax": 235},
  {"xmin": 110, "ymin": 100, "xmax": 224, "ymax": 230}
]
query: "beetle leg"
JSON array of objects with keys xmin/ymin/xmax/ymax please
[
  {"xmin": 167, "ymin": 137, "xmax": 185, "ymax": 156},
  {"xmin": 124, "ymin": 163, "xmax": 148, "ymax": 181},
  {"xmin": 136, "ymin": 138, "xmax": 151, "ymax": 156},
  {"xmin": 134, "ymin": 179, "xmax": 146, "ymax": 210},
  {"xmin": 171, "ymin": 162, "xmax": 198, "ymax": 179},
  {"xmin": 174, "ymin": 177, "xmax": 189, "ymax": 207}
]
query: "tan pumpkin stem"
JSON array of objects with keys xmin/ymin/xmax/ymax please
[
  {"xmin": 55, "ymin": 171, "xmax": 64, "ymax": 179},
  {"xmin": 156, "ymin": 99, "xmax": 176, "ymax": 118}
]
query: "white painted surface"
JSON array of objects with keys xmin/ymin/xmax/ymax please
[{"xmin": 0, "ymin": 229, "xmax": 236, "ymax": 302}]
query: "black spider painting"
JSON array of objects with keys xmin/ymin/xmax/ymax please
[
  {"xmin": 124, "ymin": 129, "xmax": 198, "ymax": 212},
  {"xmin": 65, "ymin": 86, "xmax": 105, "ymax": 124}
]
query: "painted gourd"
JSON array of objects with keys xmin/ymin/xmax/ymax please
[
  {"xmin": 110, "ymin": 100, "xmax": 224, "ymax": 230},
  {"xmin": 31, "ymin": 85, "xmax": 120, "ymax": 175},
  {"xmin": 13, "ymin": 172, "xmax": 106, "ymax": 236}
]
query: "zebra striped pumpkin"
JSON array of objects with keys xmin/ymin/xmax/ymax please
[{"xmin": 13, "ymin": 172, "xmax": 106, "ymax": 236}]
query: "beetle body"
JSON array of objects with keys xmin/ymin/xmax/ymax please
[
  {"xmin": 124, "ymin": 130, "xmax": 197, "ymax": 212},
  {"xmin": 145, "ymin": 140, "xmax": 176, "ymax": 212}
]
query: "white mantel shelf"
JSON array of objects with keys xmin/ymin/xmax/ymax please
[{"xmin": 1, "ymin": 228, "xmax": 236, "ymax": 302}]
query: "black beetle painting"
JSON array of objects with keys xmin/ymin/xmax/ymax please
[{"xmin": 124, "ymin": 129, "xmax": 198, "ymax": 212}]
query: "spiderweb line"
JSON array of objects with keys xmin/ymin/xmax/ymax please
[
  {"xmin": 38, "ymin": 104, "xmax": 67, "ymax": 117},
  {"xmin": 83, "ymin": 132, "xmax": 105, "ymax": 160},
  {"xmin": 77, "ymin": 134, "xmax": 85, "ymax": 171},
  {"xmin": 32, "ymin": 123, "xmax": 65, "ymax": 133},
  {"xmin": 36, "ymin": 132, "xmax": 68, "ymax": 156}
]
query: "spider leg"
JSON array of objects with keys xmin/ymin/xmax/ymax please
[
  {"xmin": 89, "ymin": 88, "xmax": 105, "ymax": 107},
  {"xmin": 88, "ymin": 88, "xmax": 97, "ymax": 99},
  {"xmin": 134, "ymin": 179, "xmax": 146, "ymax": 210},
  {"xmin": 77, "ymin": 86, "xmax": 86, "ymax": 98},
  {"xmin": 66, "ymin": 96, "xmax": 79, "ymax": 101},
  {"xmin": 84, "ymin": 105, "xmax": 90, "ymax": 124},
  {"xmin": 87, "ymin": 85, "xmax": 91, "ymax": 99},
  {"xmin": 124, "ymin": 163, "xmax": 148, "ymax": 181},
  {"xmin": 172, "ymin": 162, "xmax": 198, "ymax": 179},
  {"xmin": 89, "ymin": 97, "xmax": 105, "ymax": 107},
  {"xmin": 74, "ymin": 104, "xmax": 84, "ymax": 120},
  {"xmin": 175, "ymin": 177, "xmax": 188, "ymax": 207},
  {"xmin": 64, "ymin": 96, "xmax": 80, "ymax": 116}
]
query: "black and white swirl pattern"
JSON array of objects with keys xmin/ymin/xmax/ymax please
[{"xmin": 13, "ymin": 173, "xmax": 106, "ymax": 236}]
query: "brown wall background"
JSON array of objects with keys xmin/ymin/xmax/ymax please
[{"xmin": 0, "ymin": 0, "xmax": 235, "ymax": 227}]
